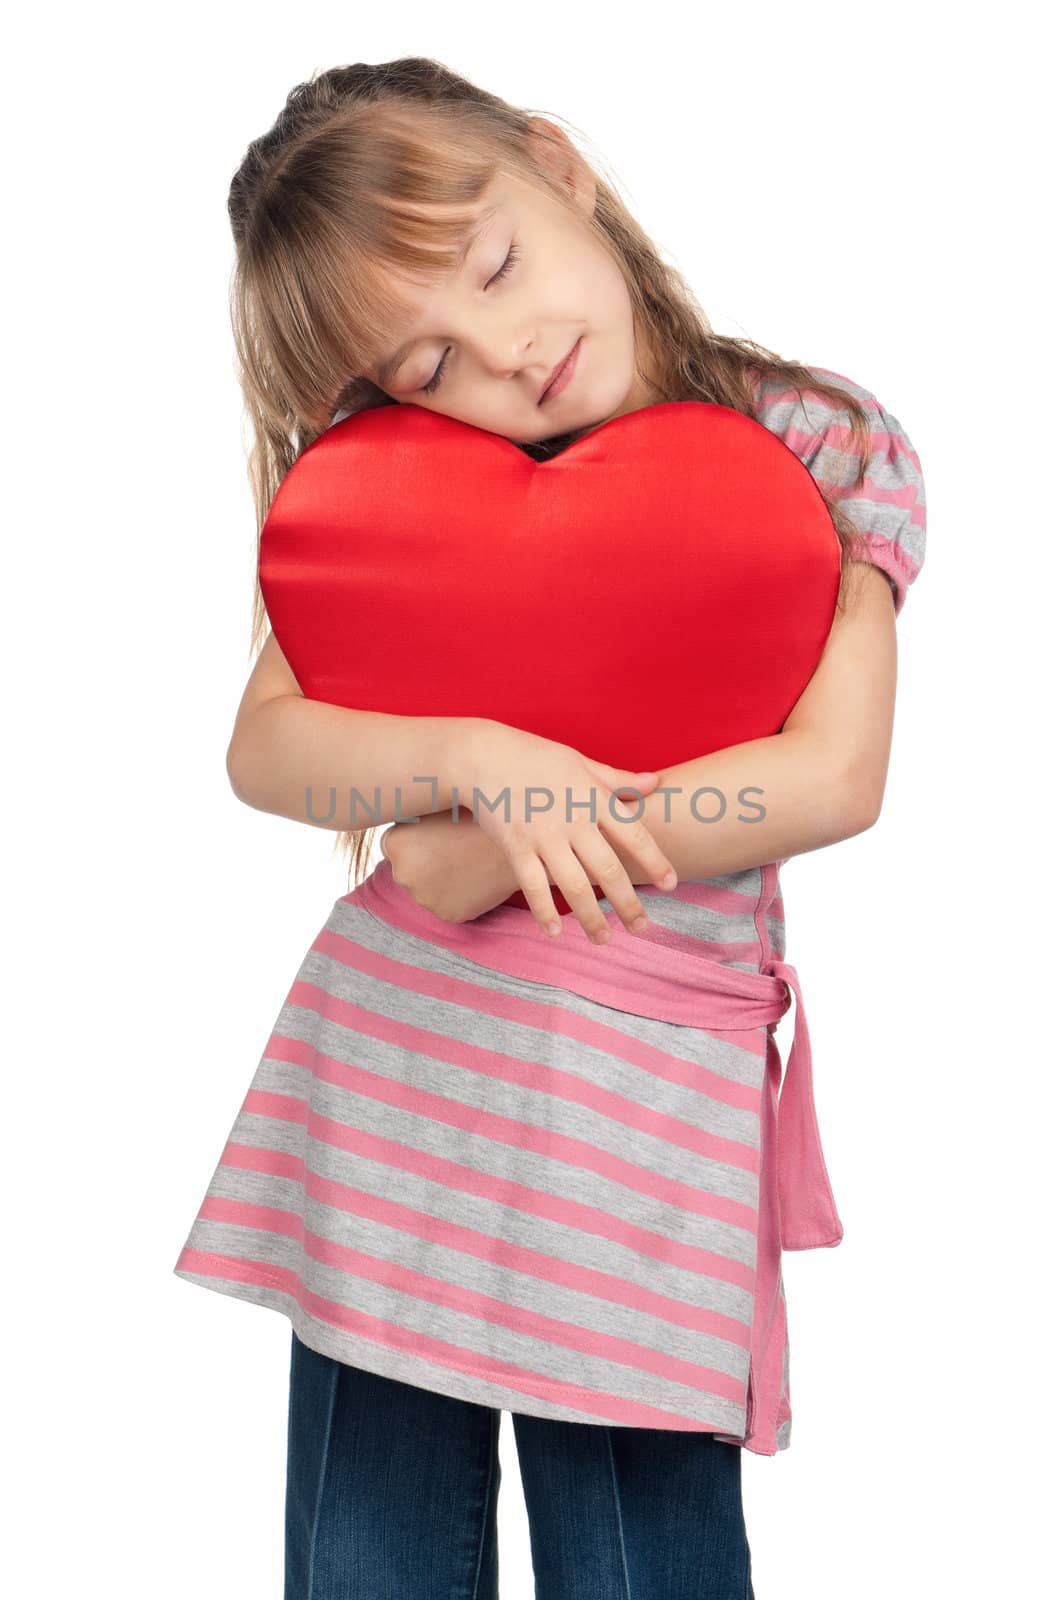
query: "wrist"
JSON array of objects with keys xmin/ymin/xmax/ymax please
[{"xmin": 439, "ymin": 717, "xmax": 498, "ymax": 813}]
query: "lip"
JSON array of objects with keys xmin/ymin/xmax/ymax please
[{"xmin": 538, "ymin": 337, "xmax": 582, "ymax": 405}]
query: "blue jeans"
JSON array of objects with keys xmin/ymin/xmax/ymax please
[{"xmin": 285, "ymin": 1329, "xmax": 755, "ymax": 1599}]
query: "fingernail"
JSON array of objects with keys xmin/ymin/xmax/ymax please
[
  {"xmin": 661, "ymin": 871, "xmax": 678, "ymax": 890},
  {"xmin": 631, "ymin": 915, "xmax": 649, "ymax": 933},
  {"xmin": 592, "ymin": 928, "xmax": 611, "ymax": 944},
  {"xmin": 546, "ymin": 920, "xmax": 562, "ymax": 937}
]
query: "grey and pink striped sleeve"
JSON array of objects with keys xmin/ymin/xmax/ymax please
[{"xmin": 753, "ymin": 365, "xmax": 927, "ymax": 613}]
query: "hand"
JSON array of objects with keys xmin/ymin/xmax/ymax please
[
  {"xmin": 382, "ymin": 808, "xmax": 521, "ymax": 923},
  {"xmin": 453, "ymin": 721, "xmax": 678, "ymax": 943}
]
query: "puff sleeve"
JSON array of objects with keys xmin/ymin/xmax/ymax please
[{"xmin": 752, "ymin": 366, "xmax": 927, "ymax": 613}]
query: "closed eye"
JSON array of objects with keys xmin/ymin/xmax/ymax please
[
  {"xmin": 488, "ymin": 242, "xmax": 520, "ymax": 287},
  {"xmin": 421, "ymin": 244, "xmax": 522, "ymax": 395}
]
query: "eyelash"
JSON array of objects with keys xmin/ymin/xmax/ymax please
[{"xmin": 421, "ymin": 244, "xmax": 521, "ymax": 395}]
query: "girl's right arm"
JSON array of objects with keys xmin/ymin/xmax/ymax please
[
  {"xmin": 225, "ymin": 631, "xmax": 483, "ymax": 829},
  {"xmin": 225, "ymin": 632, "xmax": 677, "ymax": 940}
]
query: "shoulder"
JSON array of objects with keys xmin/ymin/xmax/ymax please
[{"xmin": 751, "ymin": 366, "xmax": 927, "ymax": 614}]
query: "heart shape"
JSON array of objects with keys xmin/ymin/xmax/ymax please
[{"xmin": 259, "ymin": 400, "xmax": 840, "ymax": 912}]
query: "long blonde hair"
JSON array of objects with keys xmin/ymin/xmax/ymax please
[{"xmin": 226, "ymin": 55, "xmax": 874, "ymax": 891}]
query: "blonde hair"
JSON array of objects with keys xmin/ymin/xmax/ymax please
[{"xmin": 226, "ymin": 55, "xmax": 874, "ymax": 891}]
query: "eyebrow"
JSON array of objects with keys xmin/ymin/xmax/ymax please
[{"xmin": 375, "ymin": 202, "xmax": 501, "ymax": 386}]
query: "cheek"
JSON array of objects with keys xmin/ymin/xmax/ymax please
[
  {"xmin": 539, "ymin": 231, "xmax": 613, "ymax": 311},
  {"xmin": 579, "ymin": 251, "xmax": 630, "ymax": 326}
]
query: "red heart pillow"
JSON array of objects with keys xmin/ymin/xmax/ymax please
[{"xmin": 259, "ymin": 401, "xmax": 840, "ymax": 913}]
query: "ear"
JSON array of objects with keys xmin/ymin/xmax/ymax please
[{"xmin": 527, "ymin": 117, "xmax": 597, "ymax": 217}]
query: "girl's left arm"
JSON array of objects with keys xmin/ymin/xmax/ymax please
[{"xmin": 387, "ymin": 560, "xmax": 897, "ymax": 915}]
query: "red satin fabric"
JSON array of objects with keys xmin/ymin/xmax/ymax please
[{"xmin": 259, "ymin": 401, "xmax": 841, "ymax": 914}]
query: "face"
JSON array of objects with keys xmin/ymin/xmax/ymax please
[{"xmin": 364, "ymin": 147, "xmax": 661, "ymax": 443}]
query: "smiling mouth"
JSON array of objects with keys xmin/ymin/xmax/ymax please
[{"xmin": 538, "ymin": 338, "xmax": 581, "ymax": 405}]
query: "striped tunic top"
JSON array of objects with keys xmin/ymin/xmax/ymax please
[{"xmin": 173, "ymin": 367, "xmax": 927, "ymax": 1453}]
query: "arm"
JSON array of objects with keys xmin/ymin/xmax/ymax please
[
  {"xmin": 387, "ymin": 560, "xmax": 897, "ymax": 907},
  {"xmin": 225, "ymin": 631, "xmax": 485, "ymax": 829},
  {"xmin": 226, "ymin": 631, "xmax": 671, "ymax": 940}
]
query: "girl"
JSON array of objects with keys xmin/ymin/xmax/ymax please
[{"xmin": 175, "ymin": 56, "xmax": 926, "ymax": 1600}]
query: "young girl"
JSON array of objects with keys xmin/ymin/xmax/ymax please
[{"xmin": 175, "ymin": 56, "xmax": 926, "ymax": 1600}]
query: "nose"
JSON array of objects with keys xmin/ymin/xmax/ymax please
[{"xmin": 476, "ymin": 319, "xmax": 537, "ymax": 381}]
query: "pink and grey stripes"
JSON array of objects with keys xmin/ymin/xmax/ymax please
[
  {"xmin": 753, "ymin": 365, "xmax": 927, "ymax": 614},
  {"xmin": 174, "ymin": 861, "xmax": 842, "ymax": 1455}
]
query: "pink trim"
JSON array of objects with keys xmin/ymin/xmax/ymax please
[
  {"xmin": 847, "ymin": 536, "xmax": 922, "ymax": 614},
  {"xmin": 175, "ymin": 1247, "xmax": 750, "ymax": 1434},
  {"xmin": 744, "ymin": 1029, "xmax": 788, "ymax": 1450},
  {"xmin": 753, "ymin": 860, "xmax": 778, "ymax": 972}
]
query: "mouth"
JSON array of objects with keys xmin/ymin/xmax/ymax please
[{"xmin": 538, "ymin": 337, "xmax": 582, "ymax": 405}]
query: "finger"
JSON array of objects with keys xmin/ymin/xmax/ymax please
[
  {"xmin": 507, "ymin": 851, "xmax": 564, "ymax": 938},
  {"xmin": 599, "ymin": 800, "xmax": 678, "ymax": 892},
  {"xmin": 568, "ymin": 833, "xmax": 652, "ymax": 934},
  {"xmin": 582, "ymin": 764, "xmax": 672, "ymax": 844},
  {"xmin": 543, "ymin": 845, "xmax": 614, "ymax": 945}
]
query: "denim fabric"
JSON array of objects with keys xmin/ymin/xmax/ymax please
[{"xmin": 285, "ymin": 1330, "xmax": 754, "ymax": 1599}]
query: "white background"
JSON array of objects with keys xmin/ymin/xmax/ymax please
[{"xmin": 6, "ymin": 2, "xmax": 1058, "ymax": 1595}]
